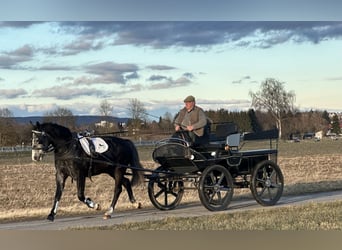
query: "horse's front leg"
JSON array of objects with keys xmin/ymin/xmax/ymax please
[
  {"xmin": 77, "ymin": 173, "xmax": 101, "ymax": 211},
  {"xmin": 48, "ymin": 172, "xmax": 67, "ymax": 221}
]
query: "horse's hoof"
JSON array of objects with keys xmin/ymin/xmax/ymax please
[
  {"xmin": 95, "ymin": 204, "xmax": 101, "ymax": 210},
  {"xmin": 137, "ymin": 202, "xmax": 142, "ymax": 209},
  {"xmin": 47, "ymin": 214, "xmax": 55, "ymax": 222},
  {"xmin": 103, "ymin": 214, "xmax": 111, "ymax": 220}
]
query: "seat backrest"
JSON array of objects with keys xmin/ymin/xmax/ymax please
[
  {"xmin": 214, "ymin": 122, "xmax": 238, "ymax": 139},
  {"xmin": 226, "ymin": 133, "xmax": 241, "ymax": 147}
]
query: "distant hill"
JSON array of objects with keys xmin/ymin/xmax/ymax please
[{"xmin": 13, "ymin": 115, "xmax": 129, "ymax": 126}]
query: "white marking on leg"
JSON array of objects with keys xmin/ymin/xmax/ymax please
[
  {"xmin": 85, "ymin": 198, "xmax": 95, "ymax": 208},
  {"xmin": 105, "ymin": 207, "xmax": 113, "ymax": 216},
  {"xmin": 53, "ymin": 201, "xmax": 59, "ymax": 214}
]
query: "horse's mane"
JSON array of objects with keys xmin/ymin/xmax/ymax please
[{"xmin": 41, "ymin": 122, "xmax": 73, "ymax": 139}]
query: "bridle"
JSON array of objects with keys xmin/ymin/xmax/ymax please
[{"xmin": 32, "ymin": 130, "xmax": 55, "ymax": 153}]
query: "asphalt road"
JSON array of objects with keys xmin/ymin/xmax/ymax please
[{"xmin": 1, "ymin": 190, "xmax": 341, "ymax": 230}]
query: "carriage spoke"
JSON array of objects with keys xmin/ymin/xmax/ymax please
[
  {"xmin": 258, "ymin": 186, "xmax": 267, "ymax": 196},
  {"xmin": 164, "ymin": 192, "xmax": 168, "ymax": 206},
  {"xmin": 154, "ymin": 189, "xmax": 164, "ymax": 199},
  {"xmin": 209, "ymin": 172, "xmax": 216, "ymax": 183},
  {"xmin": 217, "ymin": 173, "xmax": 224, "ymax": 185}
]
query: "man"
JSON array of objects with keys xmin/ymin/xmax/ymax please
[{"xmin": 174, "ymin": 95, "xmax": 208, "ymax": 146}]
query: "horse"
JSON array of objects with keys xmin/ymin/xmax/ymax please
[{"xmin": 31, "ymin": 121, "xmax": 144, "ymax": 221}]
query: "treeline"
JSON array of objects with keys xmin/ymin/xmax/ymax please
[
  {"xmin": 205, "ymin": 108, "xmax": 331, "ymax": 138},
  {"xmin": 0, "ymin": 108, "xmax": 334, "ymax": 147}
]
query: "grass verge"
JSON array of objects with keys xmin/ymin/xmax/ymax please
[{"xmin": 76, "ymin": 200, "xmax": 342, "ymax": 230}]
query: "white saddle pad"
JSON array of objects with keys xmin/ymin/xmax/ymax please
[{"xmin": 79, "ymin": 137, "xmax": 109, "ymax": 156}]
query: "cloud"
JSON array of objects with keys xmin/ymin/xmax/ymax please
[
  {"xmin": 7, "ymin": 44, "xmax": 34, "ymax": 57},
  {"xmin": 146, "ymin": 65, "xmax": 177, "ymax": 70},
  {"xmin": 21, "ymin": 77, "xmax": 36, "ymax": 84},
  {"xmin": 32, "ymin": 85, "xmax": 107, "ymax": 100},
  {"xmin": 55, "ymin": 21, "xmax": 342, "ymax": 50},
  {"xmin": 232, "ymin": 76, "xmax": 257, "ymax": 84},
  {"xmin": 0, "ymin": 88, "xmax": 27, "ymax": 98},
  {"xmin": 149, "ymin": 76, "xmax": 192, "ymax": 90},
  {"xmin": 61, "ymin": 39, "xmax": 104, "ymax": 56},
  {"xmin": 147, "ymin": 75, "xmax": 169, "ymax": 81},
  {"xmin": 125, "ymin": 71, "xmax": 139, "ymax": 80},
  {"xmin": 2, "ymin": 22, "xmax": 341, "ymax": 70},
  {"xmin": 0, "ymin": 21, "xmax": 43, "ymax": 28},
  {"xmin": 0, "ymin": 45, "xmax": 35, "ymax": 69},
  {"xmin": 73, "ymin": 61, "xmax": 139, "ymax": 85},
  {"xmin": 183, "ymin": 72, "xmax": 194, "ymax": 79},
  {"xmin": 326, "ymin": 77, "xmax": 342, "ymax": 81},
  {"xmin": 39, "ymin": 65, "xmax": 73, "ymax": 71}
]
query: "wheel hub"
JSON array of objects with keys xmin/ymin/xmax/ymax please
[
  {"xmin": 213, "ymin": 184, "xmax": 221, "ymax": 192},
  {"xmin": 265, "ymin": 178, "xmax": 272, "ymax": 187}
]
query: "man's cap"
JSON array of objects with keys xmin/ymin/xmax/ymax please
[{"xmin": 184, "ymin": 95, "xmax": 195, "ymax": 102}]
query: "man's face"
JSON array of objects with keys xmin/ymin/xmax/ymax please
[{"xmin": 184, "ymin": 101, "xmax": 195, "ymax": 111}]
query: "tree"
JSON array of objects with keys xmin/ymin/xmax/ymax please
[
  {"xmin": 0, "ymin": 108, "xmax": 17, "ymax": 146},
  {"xmin": 127, "ymin": 98, "xmax": 147, "ymax": 132},
  {"xmin": 0, "ymin": 108, "xmax": 13, "ymax": 117},
  {"xmin": 96, "ymin": 99, "xmax": 115, "ymax": 133},
  {"xmin": 322, "ymin": 110, "xmax": 331, "ymax": 124},
  {"xmin": 158, "ymin": 112, "xmax": 173, "ymax": 132},
  {"xmin": 248, "ymin": 109, "xmax": 262, "ymax": 132},
  {"xmin": 44, "ymin": 107, "xmax": 76, "ymax": 129},
  {"xmin": 249, "ymin": 78, "xmax": 296, "ymax": 139},
  {"xmin": 98, "ymin": 99, "xmax": 113, "ymax": 117},
  {"xmin": 331, "ymin": 114, "xmax": 341, "ymax": 135}
]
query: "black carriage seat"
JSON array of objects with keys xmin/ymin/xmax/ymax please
[
  {"xmin": 190, "ymin": 122, "xmax": 239, "ymax": 158},
  {"xmin": 238, "ymin": 128, "xmax": 279, "ymax": 157},
  {"xmin": 209, "ymin": 122, "xmax": 239, "ymax": 145}
]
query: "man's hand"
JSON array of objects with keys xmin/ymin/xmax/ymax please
[
  {"xmin": 186, "ymin": 125, "xmax": 194, "ymax": 131},
  {"xmin": 175, "ymin": 125, "xmax": 180, "ymax": 131}
]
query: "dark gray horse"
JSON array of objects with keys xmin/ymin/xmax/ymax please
[{"xmin": 31, "ymin": 122, "xmax": 144, "ymax": 221}]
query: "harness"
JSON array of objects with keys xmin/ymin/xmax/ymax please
[{"xmin": 32, "ymin": 129, "xmax": 114, "ymax": 180}]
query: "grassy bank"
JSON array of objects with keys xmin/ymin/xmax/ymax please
[{"xmin": 80, "ymin": 200, "xmax": 342, "ymax": 230}]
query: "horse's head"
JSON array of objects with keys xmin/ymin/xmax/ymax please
[{"xmin": 31, "ymin": 122, "xmax": 54, "ymax": 161}]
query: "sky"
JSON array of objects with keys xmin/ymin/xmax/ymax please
[{"xmin": 0, "ymin": 1, "xmax": 341, "ymax": 120}]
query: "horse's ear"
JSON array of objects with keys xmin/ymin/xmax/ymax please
[
  {"xmin": 33, "ymin": 121, "xmax": 41, "ymax": 129},
  {"xmin": 30, "ymin": 121, "xmax": 36, "ymax": 128}
]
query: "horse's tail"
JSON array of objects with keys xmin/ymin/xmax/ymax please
[{"xmin": 127, "ymin": 140, "xmax": 144, "ymax": 186}]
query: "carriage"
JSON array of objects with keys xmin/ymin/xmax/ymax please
[
  {"xmin": 31, "ymin": 121, "xmax": 283, "ymax": 221},
  {"xmin": 147, "ymin": 122, "xmax": 284, "ymax": 211}
]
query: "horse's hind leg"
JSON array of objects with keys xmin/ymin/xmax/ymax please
[
  {"xmin": 104, "ymin": 181, "xmax": 122, "ymax": 219},
  {"xmin": 122, "ymin": 176, "xmax": 142, "ymax": 209},
  {"xmin": 48, "ymin": 172, "xmax": 67, "ymax": 221},
  {"xmin": 122, "ymin": 176, "xmax": 136, "ymax": 203},
  {"xmin": 104, "ymin": 169, "xmax": 125, "ymax": 219}
]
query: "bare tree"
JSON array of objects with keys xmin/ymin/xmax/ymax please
[
  {"xmin": 44, "ymin": 107, "xmax": 76, "ymax": 129},
  {"xmin": 249, "ymin": 78, "xmax": 296, "ymax": 138},
  {"xmin": 0, "ymin": 108, "xmax": 13, "ymax": 117},
  {"xmin": 158, "ymin": 111, "xmax": 173, "ymax": 132},
  {"xmin": 0, "ymin": 108, "xmax": 16, "ymax": 146},
  {"xmin": 128, "ymin": 98, "xmax": 147, "ymax": 131},
  {"xmin": 99, "ymin": 99, "xmax": 113, "ymax": 116}
]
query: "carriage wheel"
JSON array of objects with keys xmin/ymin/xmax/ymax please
[
  {"xmin": 198, "ymin": 164, "xmax": 234, "ymax": 211},
  {"xmin": 250, "ymin": 160, "xmax": 284, "ymax": 206},
  {"xmin": 148, "ymin": 166, "xmax": 184, "ymax": 210}
]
